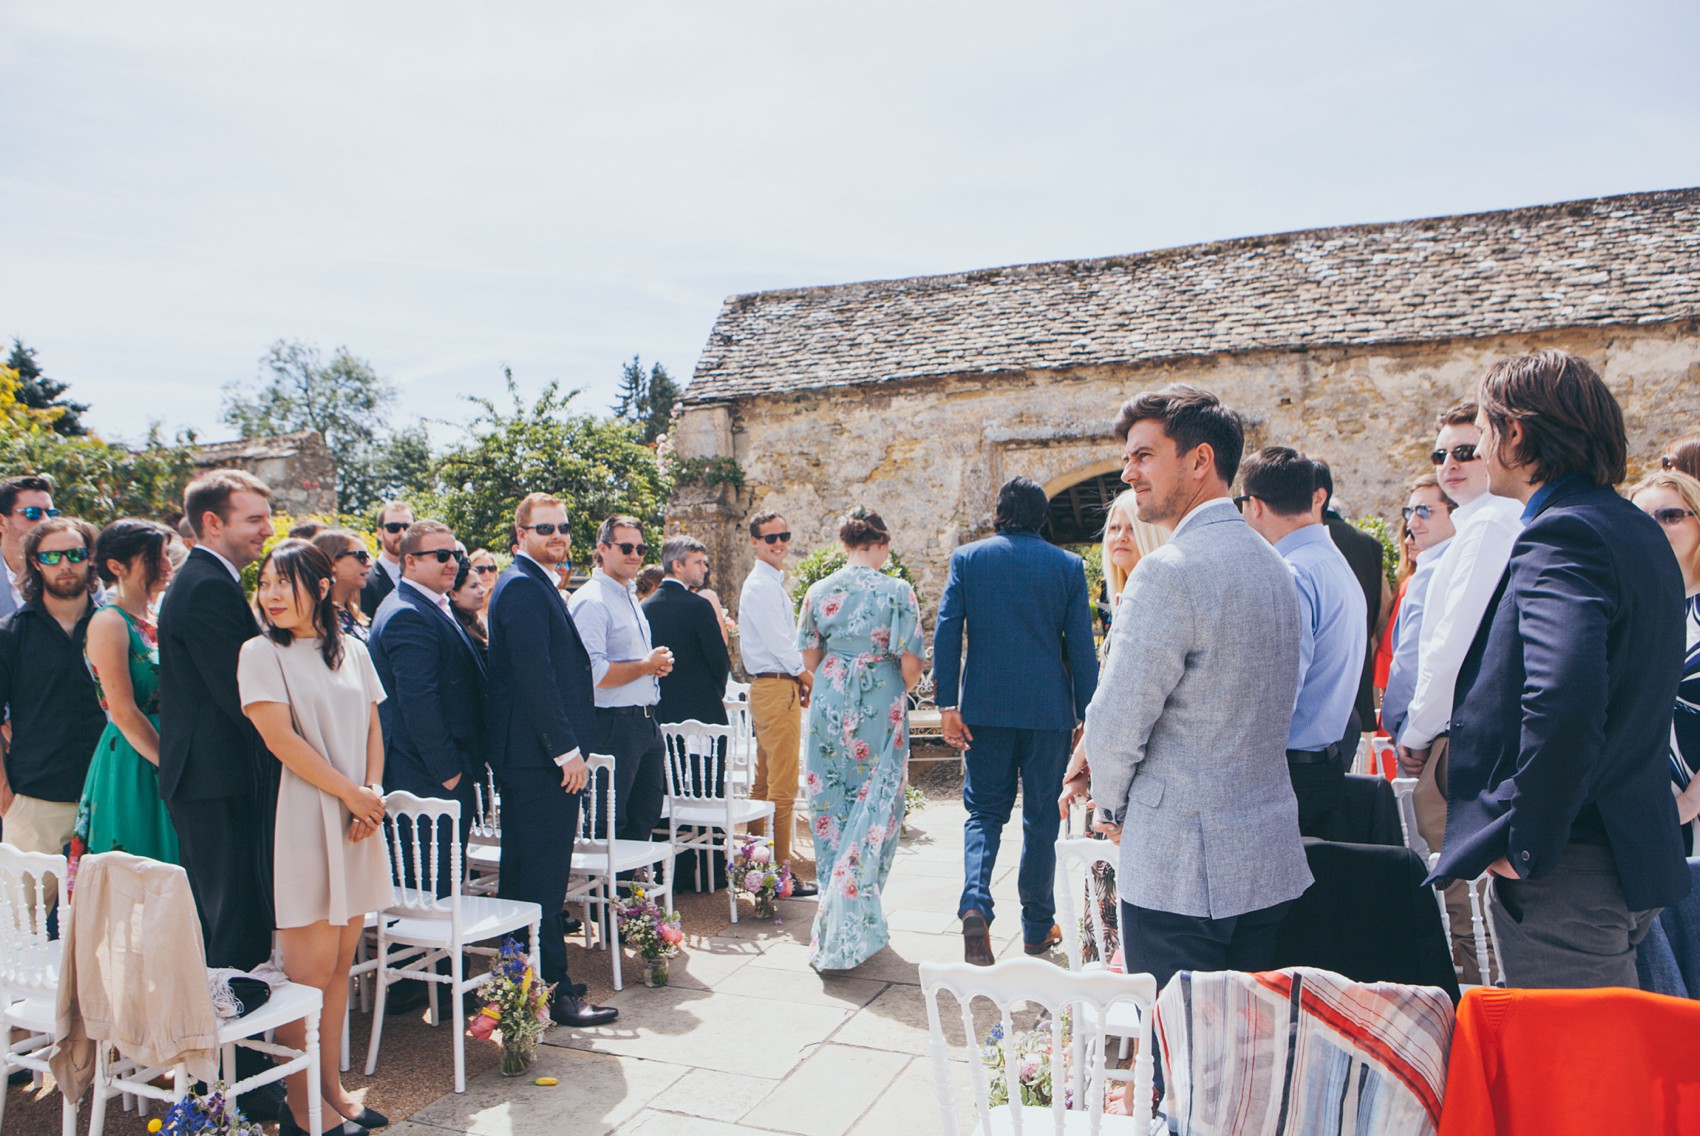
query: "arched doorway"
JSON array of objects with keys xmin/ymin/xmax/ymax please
[{"xmin": 1042, "ymin": 469, "xmax": 1124, "ymax": 545}]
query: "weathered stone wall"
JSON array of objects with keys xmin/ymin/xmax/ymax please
[
  {"xmin": 667, "ymin": 319, "xmax": 1700, "ymax": 623},
  {"xmin": 192, "ymin": 431, "xmax": 337, "ymax": 519}
]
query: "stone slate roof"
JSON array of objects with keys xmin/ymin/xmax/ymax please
[
  {"xmin": 193, "ymin": 430, "xmax": 327, "ymax": 465},
  {"xmin": 686, "ymin": 188, "xmax": 1700, "ymax": 405}
]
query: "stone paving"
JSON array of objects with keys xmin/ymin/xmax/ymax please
[{"xmin": 389, "ymin": 798, "xmax": 1030, "ymax": 1136}]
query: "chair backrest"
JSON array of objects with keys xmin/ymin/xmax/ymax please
[
  {"xmin": 0, "ymin": 842, "xmax": 68, "ymax": 998},
  {"xmin": 723, "ymin": 697, "xmax": 755, "ymax": 753},
  {"xmin": 659, "ymin": 719, "xmax": 737, "ymax": 804},
  {"xmin": 1053, "ymin": 837, "xmax": 1119, "ymax": 971},
  {"xmin": 1391, "ymin": 777, "xmax": 1430, "ymax": 859},
  {"xmin": 469, "ymin": 763, "xmax": 501, "ymax": 847},
  {"xmin": 919, "ymin": 957, "xmax": 1157, "ymax": 1135},
  {"xmin": 575, "ymin": 754, "xmax": 619, "ymax": 854},
  {"xmin": 382, "ymin": 791, "xmax": 462, "ymax": 918},
  {"xmin": 724, "ymin": 678, "xmax": 751, "ymax": 704},
  {"xmin": 1369, "ymin": 736, "xmax": 1397, "ymax": 779}
]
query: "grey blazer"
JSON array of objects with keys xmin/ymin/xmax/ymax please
[{"xmin": 1086, "ymin": 500, "xmax": 1312, "ymax": 920}]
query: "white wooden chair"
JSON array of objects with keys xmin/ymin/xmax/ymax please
[
  {"xmin": 565, "ymin": 753, "xmax": 677, "ymax": 992},
  {"xmin": 660, "ymin": 719, "xmax": 774, "ymax": 922},
  {"xmin": 920, "ymin": 957, "xmax": 1159, "ymax": 1135},
  {"xmin": 1054, "ymin": 838, "xmax": 1119, "ymax": 973},
  {"xmin": 60, "ymin": 851, "xmax": 324, "ymax": 1136},
  {"xmin": 364, "ymin": 792, "xmax": 543, "ymax": 1093},
  {"xmin": 0, "ymin": 843, "xmax": 75, "ymax": 1136},
  {"xmin": 1392, "ymin": 779, "xmax": 1497, "ymax": 985},
  {"xmin": 1391, "ymin": 776, "xmax": 1430, "ymax": 859},
  {"xmin": 463, "ymin": 763, "xmax": 503, "ymax": 896}
]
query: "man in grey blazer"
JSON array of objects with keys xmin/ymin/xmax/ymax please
[{"xmin": 1084, "ymin": 386, "xmax": 1312, "ymax": 990}]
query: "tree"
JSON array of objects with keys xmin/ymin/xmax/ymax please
[
  {"xmin": 221, "ymin": 339, "xmax": 399, "ymax": 514},
  {"xmin": 7, "ymin": 339, "xmax": 90, "ymax": 436},
  {"xmin": 434, "ymin": 369, "xmax": 672, "ymax": 557},
  {"xmin": 611, "ymin": 355, "xmax": 680, "ymax": 445}
]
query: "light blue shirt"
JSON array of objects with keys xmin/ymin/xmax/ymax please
[
  {"xmin": 566, "ymin": 569, "xmax": 659, "ymax": 709},
  {"xmin": 1380, "ymin": 537, "xmax": 1452, "ymax": 742},
  {"xmin": 1276, "ymin": 524, "xmax": 1369, "ymax": 751}
]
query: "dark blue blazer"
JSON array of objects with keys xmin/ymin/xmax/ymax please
[
  {"xmin": 368, "ymin": 581, "xmax": 487, "ymax": 795},
  {"xmin": 933, "ymin": 530, "xmax": 1099, "ymax": 732},
  {"xmin": 486, "ymin": 556, "xmax": 595, "ymax": 773},
  {"xmin": 641, "ymin": 579, "xmax": 731, "ymax": 726},
  {"xmin": 1432, "ymin": 480, "xmax": 1691, "ymax": 911}
]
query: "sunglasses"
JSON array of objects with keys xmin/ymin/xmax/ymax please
[
  {"xmin": 1232, "ymin": 495, "xmax": 1256, "ymax": 513},
  {"xmin": 410, "ymin": 549, "xmax": 466, "ymax": 564},
  {"xmin": 1430, "ymin": 444, "xmax": 1479, "ymax": 465},
  {"xmin": 608, "ymin": 541, "xmax": 649, "ymax": 557},
  {"xmin": 1662, "ymin": 456, "xmax": 1679, "ymax": 471},
  {"xmin": 336, "ymin": 549, "xmax": 372, "ymax": 565},
  {"xmin": 519, "ymin": 523, "xmax": 567, "ymax": 535},
  {"xmin": 1401, "ymin": 504, "xmax": 1439, "ymax": 521},
  {"xmin": 758, "ymin": 531, "xmax": 792, "ymax": 544},
  {"xmin": 473, "ymin": 564, "xmax": 499, "ymax": 575},
  {"xmin": 381, "ymin": 522, "xmax": 413, "ymax": 534},
  {"xmin": 13, "ymin": 506, "xmax": 60, "ymax": 522},
  {"xmin": 36, "ymin": 548, "xmax": 89, "ymax": 565},
  {"xmin": 1649, "ymin": 507, "xmax": 1697, "ymax": 527}
]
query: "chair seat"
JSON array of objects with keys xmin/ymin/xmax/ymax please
[
  {"xmin": 672, "ymin": 799, "xmax": 775, "ymax": 827},
  {"xmin": 572, "ymin": 839, "xmax": 675, "ymax": 875},
  {"xmin": 382, "ymin": 896, "xmax": 541, "ymax": 949},
  {"xmin": 467, "ymin": 844, "xmax": 501, "ymax": 873},
  {"xmin": 219, "ymin": 981, "xmax": 323, "ymax": 1042},
  {"xmin": 4, "ymin": 994, "xmax": 56, "ymax": 1035}
]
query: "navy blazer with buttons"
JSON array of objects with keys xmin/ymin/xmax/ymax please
[
  {"xmin": 933, "ymin": 529, "xmax": 1099, "ymax": 732},
  {"xmin": 486, "ymin": 555, "xmax": 596, "ymax": 773},
  {"xmin": 368, "ymin": 579, "xmax": 487, "ymax": 796},
  {"xmin": 1432, "ymin": 479, "xmax": 1691, "ymax": 911},
  {"xmin": 642, "ymin": 579, "xmax": 731, "ymax": 726}
]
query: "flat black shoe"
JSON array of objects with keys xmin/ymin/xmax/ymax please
[
  {"xmin": 339, "ymin": 1107, "xmax": 389, "ymax": 1129},
  {"xmin": 564, "ymin": 916, "xmax": 583, "ymax": 935},
  {"xmin": 237, "ymin": 1081, "xmax": 285, "ymax": 1123},
  {"xmin": 278, "ymin": 1107, "xmax": 368, "ymax": 1136},
  {"xmin": 553, "ymin": 994, "xmax": 618, "ymax": 1028},
  {"xmin": 789, "ymin": 879, "xmax": 819, "ymax": 899}
]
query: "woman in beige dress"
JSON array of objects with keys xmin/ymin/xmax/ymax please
[{"xmin": 238, "ymin": 539, "xmax": 394, "ymax": 1136}]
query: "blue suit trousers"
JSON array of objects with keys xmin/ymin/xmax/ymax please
[{"xmin": 958, "ymin": 724, "xmax": 1072, "ymax": 942}]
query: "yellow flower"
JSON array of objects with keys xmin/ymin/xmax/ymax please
[
  {"xmin": 148, "ymin": 1121, "xmax": 163, "ymax": 1133},
  {"xmin": 533, "ymin": 1077, "xmax": 557, "ymax": 1086}
]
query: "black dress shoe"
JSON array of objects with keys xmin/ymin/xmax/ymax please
[
  {"xmin": 338, "ymin": 1107, "xmax": 389, "ymax": 1129},
  {"xmin": 962, "ymin": 909, "xmax": 995, "ymax": 966},
  {"xmin": 236, "ymin": 1081, "xmax": 285, "ymax": 1123},
  {"xmin": 564, "ymin": 915, "xmax": 583, "ymax": 935},
  {"xmin": 553, "ymin": 994, "xmax": 618, "ymax": 1028},
  {"xmin": 565, "ymin": 980, "xmax": 588, "ymax": 998},
  {"xmin": 789, "ymin": 879, "xmax": 819, "ymax": 899},
  {"xmin": 278, "ymin": 1107, "xmax": 368, "ymax": 1136}
]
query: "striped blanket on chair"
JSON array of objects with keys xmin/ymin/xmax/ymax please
[{"xmin": 1152, "ymin": 967, "xmax": 1454, "ymax": 1136}]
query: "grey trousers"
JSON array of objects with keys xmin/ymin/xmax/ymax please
[{"xmin": 1488, "ymin": 841, "xmax": 1660, "ymax": 989}]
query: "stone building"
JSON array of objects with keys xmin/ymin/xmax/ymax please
[
  {"xmin": 192, "ymin": 430, "xmax": 337, "ymax": 518},
  {"xmin": 669, "ymin": 188, "xmax": 1700, "ymax": 621}
]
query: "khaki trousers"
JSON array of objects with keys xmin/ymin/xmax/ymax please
[
  {"xmin": 1413, "ymin": 736, "xmax": 1494, "ymax": 983},
  {"xmin": 3, "ymin": 793, "xmax": 78, "ymax": 917},
  {"xmin": 749, "ymin": 676, "xmax": 803, "ymax": 867}
]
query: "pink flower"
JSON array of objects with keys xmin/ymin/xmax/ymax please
[
  {"xmin": 467, "ymin": 1008, "xmax": 498, "ymax": 1040},
  {"xmin": 805, "ymin": 771, "xmax": 823, "ymax": 795},
  {"xmin": 844, "ymin": 879, "xmax": 859, "ymax": 899},
  {"xmin": 749, "ymin": 843, "xmax": 772, "ymax": 865},
  {"xmin": 867, "ymin": 825, "xmax": 885, "ymax": 848},
  {"xmin": 743, "ymin": 869, "xmax": 766, "ymax": 893},
  {"xmin": 852, "ymin": 739, "xmax": 871, "ymax": 763},
  {"xmin": 777, "ymin": 876, "xmax": 794, "ymax": 898},
  {"xmin": 888, "ymin": 701, "xmax": 905, "ymax": 724},
  {"xmin": 856, "ymin": 782, "xmax": 869, "ymax": 801},
  {"xmin": 659, "ymin": 923, "xmax": 684, "ymax": 945},
  {"xmin": 871, "ymin": 626, "xmax": 891, "ymax": 648},
  {"xmin": 822, "ymin": 593, "xmax": 845, "ymax": 618}
]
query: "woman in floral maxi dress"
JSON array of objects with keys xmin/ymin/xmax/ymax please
[{"xmin": 797, "ymin": 511, "xmax": 925, "ymax": 972}]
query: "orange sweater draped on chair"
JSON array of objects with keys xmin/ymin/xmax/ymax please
[{"xmin": 1438, "ymin": 985, "xmax": 1700, "ymax": 1136}]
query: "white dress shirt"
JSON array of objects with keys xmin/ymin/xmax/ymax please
[
  {"xmin": 198, "ymin": 544, "xmax": 242, "ymax": 582},
  {"xmin": 1399, "ymin": 493, "xmax": 1525, "ymax": 750},
  {"xmin": 376, "ymin": 555, "xmax": 402, "ymax": 587},
  {"xmin": 737, "ymin": 559, "xmax": 803, "ymax": 676},
  {"xmin": 567, "ymin": 569, "xmax": 659, "ymax": 708},
  {"xmin": 2, "ymin": 557, "xmax": 23, "ymax": 610}
]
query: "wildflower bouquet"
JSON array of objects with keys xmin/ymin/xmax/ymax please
[
  {"xmin": 980, "ymin": 1013, "xmax": 1075, "ymax": 1109},
  {"xmin": 467, "ymin": 937, "xmax": 555, "ymax": 1075},
  {"xmin": 729, "ymin": 835, "xmax": 792, "ymax": 919},
  {"xmin": 617, "ymin": 886, "xmax": 684, "ymax": 986},
  {"xmin": 148, "ymin": 1082, "xmax": 263, "ymax": 1136}
]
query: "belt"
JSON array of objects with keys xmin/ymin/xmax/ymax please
[
  {"xmin": 1286, "ymin": 743, "xmax": 1341, "ymax": 766},
  {"xmin": 596, "ymin": 705, "xmax": 655, "ymax": 718},
  {"xmin": 751, "ymin": 672, "xmax": 802, "ymax": 683}
]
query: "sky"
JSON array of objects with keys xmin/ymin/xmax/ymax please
[{"xmin": 3, "ymin": 1, "xmax": 1697, "ymax": 448}]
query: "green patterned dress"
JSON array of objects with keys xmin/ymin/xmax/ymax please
[
  {"xmin": 72, "ymin": 606, "xmax": 179, "ymax": 865},
  {"xmin": 797, "ymin": 565, "xmax": 924, "ymax": 970}
]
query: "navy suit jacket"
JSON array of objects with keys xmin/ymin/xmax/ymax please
[
  {"xmin": 368, "ymin": 581, "xmax": 487, "ymax": 796},
  {"xmin": 933, "ymin": 530, "xmax": 1098, "ymax": 732},
  {"xmin": 486, "ymin": 556, "xmax": 596, "ymax": 773},
  {"xmin": 157, "ymin": 548, "xmax": 264, "ymax": 802},
  {"xmin": 642, "ymin": 579, "xmax": 731, "ymax": 726},
  {"xmin": 1432, "ymin": 480, "xmax": 1691, "ymax": 911}
]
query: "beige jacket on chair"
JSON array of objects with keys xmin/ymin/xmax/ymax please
[{"xmin": 51, "ymin": 851, "xmax": 221, "ymax": 1100}]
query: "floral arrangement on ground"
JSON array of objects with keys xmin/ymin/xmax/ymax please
[
  {"xmin": 146, "ymin": 1083, "xmax": 263, "ymax": 1136},
  {"xmin": 617, "ymin": 887, "xmax": 684, "ymax": 961},
  {"xmin": 730, "ymin": 835, "xmax": 793, "ymax": 918},
  {"xmin": 468, "ymin": 937, "xmax": 554, "ymax": 1073}
]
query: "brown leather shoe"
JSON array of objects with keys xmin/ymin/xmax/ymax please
[
  {"xmin": 962, "ymin": 909, "xmax": 995, "ymax": 966},
  {"xmin": 1024, "ymin": 924, "xmax": 1062, "ymax": 956}
]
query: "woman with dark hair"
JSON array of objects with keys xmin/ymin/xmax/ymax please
[
  {"xmin": 311, "ymin": 528, "xmax": 373, "ymax": 641},
  {"xmin": 72, "ymin": 518, "xmax": 181, "ymax": 865},
  {"xmin": 448, "ymin": 546, "xmax": 490, "ymax": 657},
  {"xmin": 238, "ymin": 539, "xmax": 392, "ymax": 1136},
  {"xmin": 1662, "ymin": 435, "xmax": 1700, "ymax": 482},
  {"xmin": 797, "ymin": 509, "xmax": 924, "ymax": 971}
]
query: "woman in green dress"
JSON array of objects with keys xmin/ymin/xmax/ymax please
[{"xmin": 72, "ymin": 518, "xmax": 180, "ymax": 866}]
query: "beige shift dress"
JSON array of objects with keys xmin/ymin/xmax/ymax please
[{"xmin": 238, "ymin": 635, "xmax": 396, "ymax": 928}]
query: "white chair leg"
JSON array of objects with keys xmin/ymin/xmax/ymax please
[
  {"xmin": 341, "ymin": 994, "xmax": 351, "ymax": 1073},
  {"xmin": 426, "ymin": 952, "xmax": 441, "ymax": 1027},
  {"xmin": 87, "ymin": 1043, "xmax": 110, "ymax": 1136},
  {"xmin": 451, "ymin": 948, "xmax": 466, "ymax": 1094},
  {"xmin": 365, "ymin": 937, "xmax": 390, "ymax": 1076},
  {"xmin": 1468, "ymin": 879, "xmax": 1492, "ymax": 985},
  {"xmin": 59, "ymin": 1092, "xmax": 78, "ymax": 1136},
  {"xmin": 306, "ymin": 1010, "xmax": 323, "ymax": 1136}
]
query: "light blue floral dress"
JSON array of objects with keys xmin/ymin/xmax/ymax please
[{"xmin": 797, "ymin": 565, "xmax": 924, "ymax": 970}]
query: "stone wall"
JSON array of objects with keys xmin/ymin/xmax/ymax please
[
  {"xmin": 192, "ymin": 431, "xmax": 338, "ymax": 518},
  {"xmin": 668, "ymin": 319, "xmax": 1700, "ymax": 624}
]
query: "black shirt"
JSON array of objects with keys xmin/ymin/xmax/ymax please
[{"xmin": 0, "ymin": 599, "xmax": 105, "ymax": 802}]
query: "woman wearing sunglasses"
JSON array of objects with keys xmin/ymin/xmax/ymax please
[
  {"xmin": 312, "ymin": 529, "xmax": 375, "ymax": 641},
  {"xmin": 466, "ymin": 548, "xmax": 501, "ymax": 614},
  {"xmin": 1629, "ymin": 470, "xmax": 1700, "ymax": 852}
]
